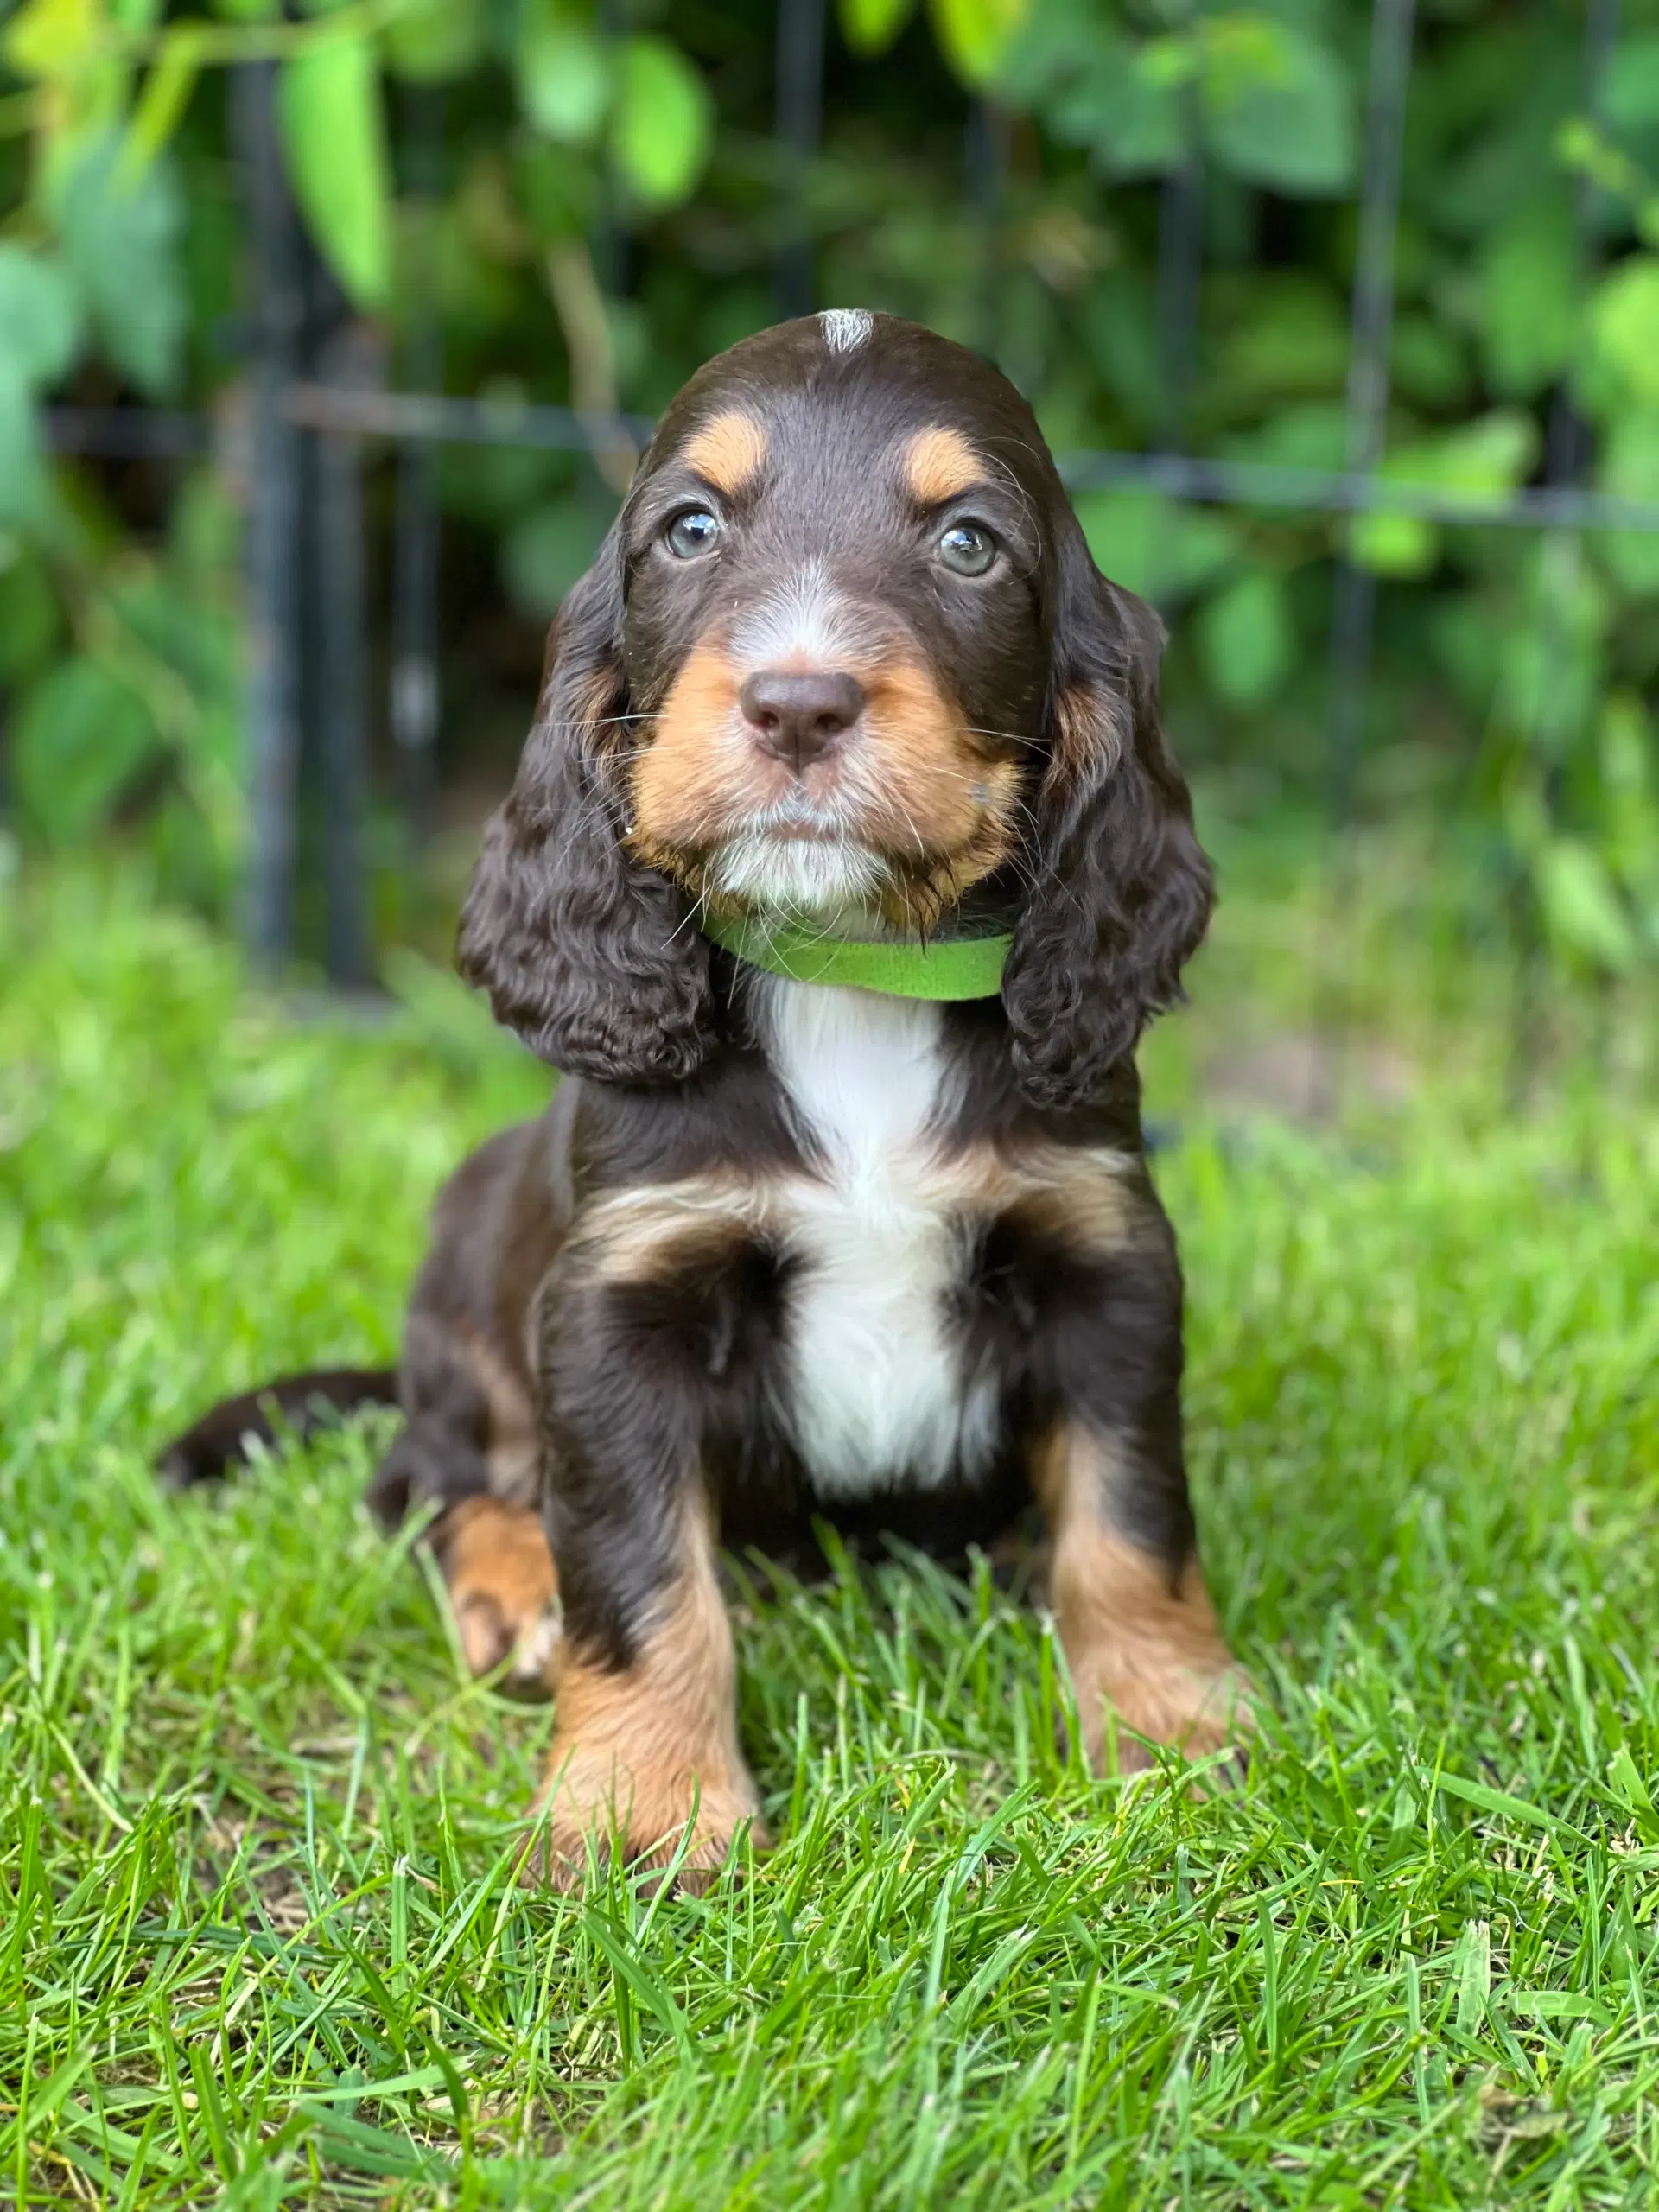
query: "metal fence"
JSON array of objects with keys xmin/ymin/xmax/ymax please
[{"xmin": 44, "ymin": 0, "xmax": 1639, "ymax": 986}]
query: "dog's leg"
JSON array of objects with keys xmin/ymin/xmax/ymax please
[
  {"xmin": 366, "ymin": 1315, "xmax": 560, "ymax": 1694},
  {"xmin": 988, "ymin": 1166, "xmax": 1250, "ymax": 1774},
  {"xmin": 1033, "ymin": 1422, "xmax": 1248, "ymax": 1773},
  {"xmin": 531, "ymin": 1494, "xmax": 759, "ymax": 1891},
  {"xmin": 524, "ymin": 1237, "xmax": 765, "ymax": 1891},
  {"xmin": 431, "ymin": 1497, "xmax": 560, "ymax": 1694}
]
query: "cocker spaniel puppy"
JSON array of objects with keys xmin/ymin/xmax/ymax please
[{"xmin": 163, "ymin": 312, "xmax": 1249, "ymax": 1885}]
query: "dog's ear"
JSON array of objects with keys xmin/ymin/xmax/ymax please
[
  {"xmin": 456, "ymin": 525, "xmax": 714, "ymax": 1083},
  {"xmin": 1002, "ymin": 524, "xmax": 1213, "ymax": 1110}
]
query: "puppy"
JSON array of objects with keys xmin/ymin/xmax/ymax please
[{"xmin": 163, "ymin": 311, "xmax": 1248, "ymax": 1885}]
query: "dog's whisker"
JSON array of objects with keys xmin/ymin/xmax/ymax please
[
  {"xmin": 664, "ymin": 883, "xmax": 715, "ymax": 948},
  {"xmin": 959, "ymin": 726, "xmax": 1047, "ymax": 749}
]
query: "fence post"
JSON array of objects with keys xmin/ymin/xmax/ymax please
[
  {"xmin": 1154, "ymin": 106, "xmax": 1204, "ymax": 456},
  {"xmin": 963, "ymin": 101, "xmax": 1010, "ymax": 366},
  {"xmin": 232, "ymin": 59, "xmax": 306, "ymax": 978},
  {"xmin": 1325, "ymin": 0, "xmax": 1415, "ymax": 828},
  {"xmin": 312, "ymin": 318, "xmax": 378, "ymax": 989},
  {"xmin": 773, "ymin": 0, "xmax": 827, "ymax": 321},
  {"xmin": 594, "ymin": 0, "xmax": 628, "ymax": 302},
  {"xmin": 391, "ymin": 85, "xmax": 445, "ymax": 849}
]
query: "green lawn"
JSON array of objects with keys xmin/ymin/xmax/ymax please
[{"xmin": 3, "ymin": 850, "xmax": 1657, "ymax": 2209}]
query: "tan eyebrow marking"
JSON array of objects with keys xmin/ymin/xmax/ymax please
[
  {"xmin": 902, "ymin": 425, "xmax": 985, "ymax": 506},
  {"xmin": 682, "ymin": 411, "xmax": 769, "ymax": 497}
]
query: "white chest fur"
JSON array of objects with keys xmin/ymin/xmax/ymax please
[{"xmin": 755, "ymin": 976, "xmax": 998, "ymax": 1499}]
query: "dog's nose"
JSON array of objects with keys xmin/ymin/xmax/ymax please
[{"xmin": 739, "ymin": 667, "xmax": 866, "ymax": 772}]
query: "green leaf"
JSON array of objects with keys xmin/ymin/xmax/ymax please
[
  {"xmin": 1197, "ymin": 569, "xmax": 1294, "ymax": 707},
  {"xmin": 1078, "ymin": 277, "xmax": 1163, "ymax": 426},
  {"xmin": 1606, "ymin": 1746, "xmax": 1659, "ymax": 1842},
  {"xmin": 0, "ymin": 246, "xmax": 82, "ymax": 387},
  {"xmin": 1204, "ymin": 26, "xmax": 1354, "ymax": 198},
  {"xmin": 1602, "ymin": 32, "xmax": 1659, "ymax": 135},
  {"xmin": 54, "ymin": 134, "xmax": 186, "ymax": 397},
  {"xmin": 500, "ymin": 495, "xmax": 613, "ymax": 616},
  {"xmin": 1434, "ymin": 1771, "xmax": 1561, "ymax": 1832},
  {"xmin": 1592, "ymin": 257, "xmax": 1659, "ymax": 406},
  {"xmin": 1074, "ymin": 488, "xmax": 1236, "ymax": 602},
  {"xmin": 125, "ymin": 28, "xmax": 205, "ymax": 171},
  {"xmin": 0, "ymin": 358, "xmax": 50, "ymax": 527},
  {"xmin": 1224, "ymin": 399, "xmax": 1348, "ymax": 474},
  {"xmin": 1384, "ymin": 409, "xmax": 1540, "ymax": 503},
  {"xmin": 1509, "ymin": 1993, "xmax": 1611, "ymax": 2025},
  {"xmin": 1027, "ymin": 24, "xmax": 1184, "ymax": 175},
  {"xmin": 930, "ymin": 0, "xmax": 1029, "ymax": 89},
  {"xmin": 10, "ymin": 655, "xmax": 160, "ymax": 844},
  {"xmin": 612, "ymin": 36, "xmax": 712, "ymax": 209},
  {"xmin": 840, "ymin": 0, "xmax": 915, "ymax": 57},
  {"xmin": 1597, "ymin": 409, "xmax": 1659, "ymax": 594},
  {"xmin": 1390, "ymin": 315, "xmax": 1471, "ymax": 410},
  {"xmin": 0, "ymin": 547, "xmax": 60, "ymax": 679},
  {"xmin": 517, "ymin": 3, "xmax": 609, "ymax": 143},
  {"xmin": 1217, "ymin": 277, "xmax": 1348, "ymax": 403},
  {"xmin": 1453, "ymin": 1920, "xmax": 1491, "ymax": 2037},
  {"xmin": 1001, "ymin": 2, "xmax": 1184, "ymax": 172},
  {"xmin": 1355, "ymin": 409, "xmax": 1540, "ymax": 571},
  {"xmin": 279, "ymin": 35, "xmax": 393, "ymax": 309},
  {"xmin": 1478, "ymin": 198, "xmax": 1577, "ymax": 400},
  {"xmin": 3, "ymin": 0, "xmax": 100, "ymax": 78},
  {"xmin": 382, "ymin": 0, "xmax": 484, "ymax": 80},
  {"xmin": 1090, "ymin": 50, "xmax": 1185, "ymax": 175},
  {"xmin": 1595, "ymin": 695, "xmax": 1659, "ymax": 920},
  {"xmin": 515, "ymin": 139, "xmax": 598, "ymax": 243},
  {"xmin": 1535, "ymin": 839, "xmax": 1639, "ymax": 974},
  {"xmin": 1349, "ymin": 509, "xmax": 1437, "ymax": 578},
  {"xmin": 1492, "ymin": 539, "xmax": 1607, "ymax": 743}
]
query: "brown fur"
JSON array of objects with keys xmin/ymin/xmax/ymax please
[
  {"xmin": 572, "ymin": 1179, "xmax": 759, "ymax": 1282},
  {"xmin": 632, "ymin": 644, "xmax": 1021, "ymax": 929},
  {"xmin": 435, "ymin": 1497, "xmax": 561, "ymax": 1691},
  {"xmin": 1048, "ymin": 682, "xmax": 1128, "ymax": 791},
  {"xmin": 1033, "ymin": 1426, "xmax": 1247, "ymax": 1772},
  {"xmin": 683, "ymin": 410, "xmax": 771, "ymax": 497},
  {"xmin": 456, "ymin": 1324, "xmax": 539, "ymax": 1504},
  {"xmin": 572, "ymin": 1141, "xmax": 1152, "ymax": 1300},
  {"xmin": 628, "ymin": 643, "xmax": 756, "ymax": 862},
  {"xmin": 901, "ymin": 425, "xmax": 985, "ymax": 506},
  {"xmin": 529, "ymin": 1498, "xmax": 765, "ymax": 1891}
]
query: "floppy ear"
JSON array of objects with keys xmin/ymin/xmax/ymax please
[
  {"xmin": 1001, "ymin": 527, "xmax": 1214, "ymax": 1111},
  {"xmin": 456, "ymin": 527, "xmax": 714, "ymax": 1083}
]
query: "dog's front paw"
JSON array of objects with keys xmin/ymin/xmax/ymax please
[
  {"xmin": 1078, "ymin": 1653, "xmax": 1255, "ymax": 1778},
  {"xmin": 523, "ymin": 1738, "xmax": 766, "ymax": 1894}
]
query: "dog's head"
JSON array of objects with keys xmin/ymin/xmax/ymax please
[{"xmin": 459, "ymin": 312, "xmax": 1212, "ymax": 1106}]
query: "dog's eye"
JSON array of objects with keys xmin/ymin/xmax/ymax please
[
  {"xmin": 665, "ymin": 508, "xmax": 721, "ymax": 559},
  {"xmin": 937, "ymin": 521, "xmax": 996, "ymax": 576}
]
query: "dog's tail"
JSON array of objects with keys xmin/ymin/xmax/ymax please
[{"xmin": 156, "ymin": 1367, "xmax": 400, "ymax": 1488}]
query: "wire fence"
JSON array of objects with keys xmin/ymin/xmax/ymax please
[{"xmin": 41, "ymin": 0, "xmax": 1640, "ymax": 986}]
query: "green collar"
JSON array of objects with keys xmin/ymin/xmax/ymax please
[{"xmin": 702, "ymin": 914, "xmax": 1011, "ymax": 1001}]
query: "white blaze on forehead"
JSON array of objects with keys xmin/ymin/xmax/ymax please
[
  {"xmin": 819, "ymin": 308, "xmax": 874, "ymax": 353},
  {"xmin": 731, "ymin": 559, "xmax": 860, "ymax": 669}
]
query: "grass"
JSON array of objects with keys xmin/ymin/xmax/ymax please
[{"xmin": 3, "ymin": 839, "xmax": 1657, "ymax": 2209}]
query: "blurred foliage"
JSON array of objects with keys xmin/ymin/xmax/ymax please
[{"xmin": 0, "ymin": 0, "xmax": 1654, "ymax": 979}]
